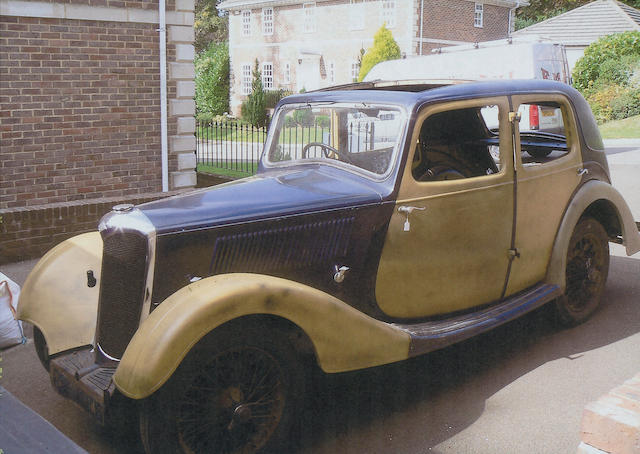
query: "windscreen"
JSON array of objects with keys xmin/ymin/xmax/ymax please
[{"xmin": 265, "ymin": 103, "xmax": 405, "ymax": 176}]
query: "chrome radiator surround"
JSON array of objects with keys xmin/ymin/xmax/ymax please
[{"xmin": 96, "ymin": 206, "xmax": 156, "ymax": 360}]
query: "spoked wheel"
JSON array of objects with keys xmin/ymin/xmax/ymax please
[
  {"xmin": 140, "ymin": 323, "xmax": 306, "ymax": 454},
  {"xmin": 178, "ymin": 346, "xmax": 285, "ymax": 453},
  {"xmin": 555, "ymin": 217, "xmax": 610, "ymax": 326}
]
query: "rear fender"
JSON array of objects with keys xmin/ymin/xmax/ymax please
[
  {"xmin": 17, "ymin": 232, "xmax": 102, "ymax": 355},
  {"xmin": 113, "ymin": 273, "xmax": 411, "ymax": 400},
  {"xmin": 545, "ymin": 180, "xmax": 640, "ymax": 291}
]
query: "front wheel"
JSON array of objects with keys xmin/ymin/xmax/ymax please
[
  {"xmin": 555, "ymin": 217, "xmax": 610, "ymax": 326},
  {"xmin": 139, "ymin": 323, "xmax": 306, "ymax": 454}
]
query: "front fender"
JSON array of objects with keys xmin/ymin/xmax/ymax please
[
  {"xmin": 113, "ymin": 273, "xmax": 411, "ymax": 400},
  {"xmin": 545, "ymin": 180, "xmax": 640, "ymax": 291},
  {"xmin": 18, "ymin": 232, "xmax": 102, "ymax": 355}
]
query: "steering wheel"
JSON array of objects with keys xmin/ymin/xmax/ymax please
[{"xmin": 302, "ymin": 142, "xmax": 353, "ymax": 164}]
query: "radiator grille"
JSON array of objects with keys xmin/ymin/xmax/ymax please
[
  {"xmin": 210, "ymin": 217, "xmax": 354, "ymax": 274},
  {"xmin": 96, "ymin": 232, "xmax": 148, "ymax": 359}
]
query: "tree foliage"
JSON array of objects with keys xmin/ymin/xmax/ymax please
[
  {"xmin": 195, "ymin": 41, "xmax": 230, "ymax": 117},
  {"xmin": 357, "ymin": 25, "xmax": 401, "ymax": 82},
  {"xmin": 241, "ymin": 60, "xmax": 268, "ymax": 127},
  {"xmin": 194, "ymin": 0, "xmax": 228, "ymax": 52}
]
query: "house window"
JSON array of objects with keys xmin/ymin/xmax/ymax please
[
  {"xmin": 328, "ymin": 61, "xmax": 335, "ymax": 84},
  {"xmin": 351, "ymin": 60, "xmax": 360, "ymax": 82},
  {"xmin": 303, "ymin": 3, "xmax": 315, "ymax": 33},
  {"xmin": 242, "ymin": 10, "xmax": 252, "ymax": 36},
  {"xmin": 242, "ymin": 63, "xmax": 252, "ymax": 95},
  {"xmin": 349, "ymin": 0, "xmax": 365, "ymax": 30},
  {"xmin": 262, "ymin": 8, "xmax": 273, "ymax": 35},
  {"xmin": 474, "ymin": 3, "xmax": 483, "ymax": 28},
  {"xmin": 262, "ymin": 62, "xmax": 273, "ymax": 89},
  {"xmin": 283, "ymin": 62, "xmax": 291, "ymax": 84},
  {"xmin": 380, "ymin": 0, "xmax": 396, "ymax": 28}
]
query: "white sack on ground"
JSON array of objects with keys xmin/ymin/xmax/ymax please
[{"xmin": 0, "ymin": 272, "xmax": 24, "ymax": 349}]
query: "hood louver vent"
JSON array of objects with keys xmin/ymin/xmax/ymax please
[{"xmin": 210, "ymin": 217, "xmax": 355, "ymax": 274}]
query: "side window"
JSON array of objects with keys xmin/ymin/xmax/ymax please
[
  {"xmin": 518, "ymin": 102, "xmax": 569, "ymax": 165},
  {"xmin": 412, "ymin": 104, "xmax": 503, "ymax": 182}
]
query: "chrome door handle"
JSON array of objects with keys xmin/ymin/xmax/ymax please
[
  {"xmin": 398, "ymin": 205, "xmax": 425, "ymax": 232},
  {"xmin": 577, "ymin": 168, "xmax": 589, "ymax": 176}
]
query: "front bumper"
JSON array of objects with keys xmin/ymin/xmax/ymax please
[{"xmin": 49, "ymin": 347, "xmax": 117, "ymax": 425}]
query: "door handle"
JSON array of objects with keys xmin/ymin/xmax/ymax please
[
  {"xmin": 398, "ymin": 205, "xmax": 425, "ymax": 232},
  {"xmin": 577, "ymin": 168, "xmax": 589, "ymax": 176}
]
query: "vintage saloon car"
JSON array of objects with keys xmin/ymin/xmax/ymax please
[{"xmin": 18, "ymin": 79, "xmax": 640, "ymax": 453}]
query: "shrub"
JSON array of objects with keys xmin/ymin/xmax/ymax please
[
  {"xmin": 264, "ymin": 89, "xmax": 291, "ymax": 109},
  {"xmin": 585, "ymin": 85, "xmax": 621, "ymax": 123},
  {"xmin": 358, "ymin": 25, "xmax": 401, "ymax": 82},
  {"xmin": 195, "ymin": 42, "xmax": 230, "ymax": 116},
  {"xmin": 610, "ymin": 88, "xmax": 640, "ymax": 120},
  {"xmin": 241, "ymin": 60, "xmax": 268, "ymax": 127},
  {"xmin": 573, "ymin": 31, "xmax": 640, "ymax": 91}
]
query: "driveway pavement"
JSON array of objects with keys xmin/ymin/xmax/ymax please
[{"xmin": 0, "ymin": 139, "xmax": 639, "ymax": 454}]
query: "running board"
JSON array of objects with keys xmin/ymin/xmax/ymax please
[{"xmin": 393, "ymin": 283, "xmax": 561, "ymax": 356}]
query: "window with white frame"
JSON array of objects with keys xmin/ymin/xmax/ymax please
[
  {"xmin": 262, "ymin": 8, "xmax": 273, "ymax": 35},
  {"xmin": 242, "ymin": 10, "xmax": 252, "ymax": 36},
  {"xmin": 328, "ymin": 61, "xmax": 335, "ymax": 84},
  {"xmin": 349, "ymin": 0, "xmax": 365, "ymax": 30},
  {"xmin": 474, "ymin": 3, "xmax": 483, "ymax": 28},
  {"xmin": 351, "ymin": 60, "xmax": 360, "ymax": 82},
  {"xmin": 283, "ymin": 61, "xmax": 291, "ymax": 84},
  {"xmin": 303, "ymin": 3, "xmax": 315, "ymax": 33},
  {"xmin": 380, "ymin": 0, "xmax": 396, "ymax": 28},
  {"xmin": 262, "ymin": 62, "xmax": 273, "ymax": 89},
  {"xmin": 242, "ymin": 63, "xmax": 252, "ymax": 95}
]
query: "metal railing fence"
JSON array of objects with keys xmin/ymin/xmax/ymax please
[{"xmin": 196, "ymin": 119, "xmax": 380, "ymax": 177}]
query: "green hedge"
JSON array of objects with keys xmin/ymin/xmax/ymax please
[{"xmin": 572, "ymin": 32, "xmax": 640, "ymax": 123}]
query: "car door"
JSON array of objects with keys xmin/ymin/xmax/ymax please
[
  {"xmin": 504, "ymin": 94, "xmax": 583, "ymax": 296},
  {"xmin": 376, "ymin": 97, "xmax": 514, "ymax": 319}
]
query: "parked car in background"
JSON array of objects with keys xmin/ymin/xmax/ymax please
[{"xmin": 18, "ymin": 79, "xmax": 640, "ymax": 454}]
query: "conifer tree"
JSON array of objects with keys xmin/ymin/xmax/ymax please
[{"xmin": 358, "ymin": 25, "xmax": 401, "ymax": 82}]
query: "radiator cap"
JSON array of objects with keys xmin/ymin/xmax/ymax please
[{"xmin": 112, "ymin": 203, "xmax": 134, "ymax": 213}]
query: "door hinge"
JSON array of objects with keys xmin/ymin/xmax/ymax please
[
  {"xmin": 509, "ymin": 111, "xmax": 521, "ymax": 123},
  {"xmin": 508, "ymin": 248, "xmax": 521, "ymax": 259}
]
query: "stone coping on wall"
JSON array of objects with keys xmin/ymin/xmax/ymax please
[{"xmin": 0, "ymin": 190, "xmax": 187, "ymax": 265}]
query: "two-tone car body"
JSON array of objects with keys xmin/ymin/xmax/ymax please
[{"xmin": 18, "ymin": 79, "xmax": 640, "ymax": 453}]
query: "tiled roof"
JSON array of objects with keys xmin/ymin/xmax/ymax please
[{"xmin": 513, "ymin": 0, "xmax": 640, "ymax": 46}]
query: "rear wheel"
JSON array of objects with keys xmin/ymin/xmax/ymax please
[
  {"xmin": 139, "ymin": 323, "xmax": 306, "ymax": 454},
  {"xmin": 555, "ymin": 217, "xmax": 609, "ymax": 326}
]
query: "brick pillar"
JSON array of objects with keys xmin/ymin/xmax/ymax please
[{"xmin": 168, "ymin": 0, "xmax": 197, "ymax": 189}]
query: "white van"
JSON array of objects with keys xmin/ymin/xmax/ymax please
[{"xmin": 365, "ymin": 36, "xmax": 571, "ymax": 134}]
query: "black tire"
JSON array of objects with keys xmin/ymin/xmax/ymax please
[
  {"xmin": 555, "ymin": 217, "xmax": 610, "ymax": 326},
  {"xmin": 33, "ymin": 326, "xmax": 50, "ymax": 371},
  {"xmin": 139, "ymin": 322, "xmax": 307, "ymax": 454}
]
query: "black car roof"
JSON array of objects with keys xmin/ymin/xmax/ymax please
[{"xmin": 281, "ymin": 79, "xmax": 578, "ymax": 109}]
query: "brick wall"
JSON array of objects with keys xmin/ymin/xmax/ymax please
[
  {"xmin": 0, "ymin": 0, "xmax": 196, "ymax": 261},
  {"xmin": 0, "ymin": 190, "xmax": 185, "ymax": 264},
  {"xmin": 0, "ymin": 16, "xmax": 164, "ymax": 208},
  {"xmin": 419, "ymin": 0, "xmax": 510, "ymax": 50}
]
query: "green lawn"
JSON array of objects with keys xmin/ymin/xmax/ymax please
[
  {"xmin": 197, "ymin": 162, "xmax": 258, "ymax": 179},
  {"xmin": 599, "ymin": 115, "xmax": 640, "ymax": 139},
  {"xmin": 198, "ymin": 122, "xmax": 328, "ymax": 144}
]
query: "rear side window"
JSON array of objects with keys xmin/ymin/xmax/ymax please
[{"xmin": 518, "ymin": 102, "xmax": 570, "ymax": 165}]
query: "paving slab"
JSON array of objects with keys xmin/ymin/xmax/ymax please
[{"xmin": 0, "ymin": 385, "xmax": 87, "ymax": 453}]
